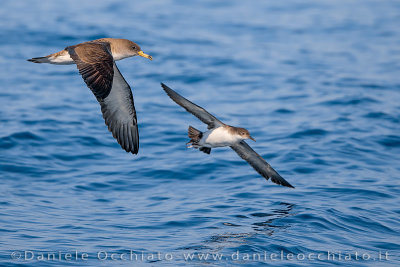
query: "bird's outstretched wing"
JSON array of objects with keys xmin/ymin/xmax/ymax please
[
  {"xmin": 230, "ymin": 141, "xmax": 294, "ymax": 188},
  {"xmin": 67, "ymin": 42, "xmax": 114, "ymax": 99},
  {"xmin": 68, "ymin": 43, "xmax": 139, "ymax": 154},
  {"xmin": 161, "ymin": 83, "xmax": 224, "ymax": 129}
]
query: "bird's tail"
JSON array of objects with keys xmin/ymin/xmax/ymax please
[
  {"xmin": 28, "ymin": 50, "xmax": 73, "ymax": 65},
  {"xmin": 27, "ymin": 56, "xmax": 51, "ymax": 64},
  {"xmin": 187, "ymin": 126, "xmax": 211, "ymax": 154},
  {"xmin": 187, "ymin": 126, "xmax": 202, "ymax": 148},
  {"xmin": 188, "ymin": 126, "xmax": 202, "ymax": 141}
]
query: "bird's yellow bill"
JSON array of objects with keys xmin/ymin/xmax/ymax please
[{"xmin": 138, "ymin": 51, "xmax": 153, "ymax": 60}]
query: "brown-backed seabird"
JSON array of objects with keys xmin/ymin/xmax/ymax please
[
  {"xmin": 161, "ymin": 83, "xmax": 294, "ymax": 188},
  {"xmin": 28, "ymin": 38, "xmax": 153, "ymax": 154}
]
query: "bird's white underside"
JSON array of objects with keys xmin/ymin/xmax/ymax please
[
  {"xmin": 200, "ymin": 126, "xmax": 243, "ymax": 148},
  {"xmin": 48, "ymin": 51, "xmax": 128, "ymax": 65},
  {"xmin": 48, "ymin": 54, "xmax": 74, "ymax": 65}
]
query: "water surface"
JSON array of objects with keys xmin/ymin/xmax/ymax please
[{"xmin": 0, "ymin": 0, "xmax": 399, "ymax": 266}]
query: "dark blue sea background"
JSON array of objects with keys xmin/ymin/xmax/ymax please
[{"xmin": 1, "ymin": 0, "xmax": 399, "ymax": 266}]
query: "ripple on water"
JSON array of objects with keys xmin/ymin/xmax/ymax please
[
  {"xmin": 289, "ymin": 129, "xmax": 329, "ymax": 139},
  {"xmin": 376, "ymin": 135, "xmax": 400, "ymax": 148},
  {"xmin": 1, "ymin": 1, "xmax": 400, "ymax": 266}
]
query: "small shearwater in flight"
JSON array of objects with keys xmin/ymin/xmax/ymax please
[
  {"xmin": 161, "ymin": 83, "xmax": 294, "ymax": 188},
  {"xmin": 28, "ymin": 38, "xmax": 153, "ymax": 154}
]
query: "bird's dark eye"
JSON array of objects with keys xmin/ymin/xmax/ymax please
[{"xmin": 132, "ymin": 46, "xmax": 136, "ymax": 50}]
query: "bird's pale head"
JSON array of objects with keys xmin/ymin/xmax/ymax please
[
  {"xmin": 128, "ymin": 40, "xmax": 152, "ymax": 60},
  {"xmin": 109, "ymin": 39, "xmax": 152, "ymax": 61},
  {"xmin": 235, "ymin": 127, "xmax": 256, "ymax": 142}
]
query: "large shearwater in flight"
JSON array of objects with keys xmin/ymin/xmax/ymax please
[
  {"xmin": 28, "ymin": 38, "xmax": 153, "ymax": 154},
  {"xmin": 161, "ymin": 83, "xmax": 294, "ymax": 188}
]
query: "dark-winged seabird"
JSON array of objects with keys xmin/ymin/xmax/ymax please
[
  {"xmin": 161, "ymin": 83, "xmax": 294, "ymax": 188},
  {"xmin": 28, "ymin": 38, "xmax": 153, "ymax": 154}
]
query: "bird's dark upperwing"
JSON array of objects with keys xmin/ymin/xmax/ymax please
[
  {"xmin": 230, "ymin": 141, "xmax": 294, "ymax": 188},
  {"xmin": 67, "ymin": 42, "xmax": 114, "ymax": 99},
  {"xmin": 161, "ymin": 83, "xmax": 224, "ymax": 129},
  {"xmin": 68, "ymin": 43, "xmax": 139, "ymax": 154}
]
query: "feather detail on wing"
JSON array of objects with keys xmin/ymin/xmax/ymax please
[
  {"xmin": 67, "ymin": 42, "xmax": 114, "ymax": 99},
  {"xmin": 68, "ymin": 42, "xmax": 139, "ymax": 154}
]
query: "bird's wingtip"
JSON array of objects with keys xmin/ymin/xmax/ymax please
[
  {"xmin": 270, "ymin": 171, "xmax": 295, "ymax": 188},
  {"xmin": 160, "ymin": 83, "xmax": 175, "ymax": 98},
  {"xmin": 276, "ymin": 177, "xmax": 295, "ymax": 189}
]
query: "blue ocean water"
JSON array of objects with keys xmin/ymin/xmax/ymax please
[{"xmin": 1, "ymin": 0, "xmax": 400, "ymax": 266}]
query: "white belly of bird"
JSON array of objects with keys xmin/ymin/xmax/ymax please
[
  {"xmin": 48, "ymin": 51, "xmax": 126, "ymax": 65},
  {"xmin": 200, "ymin": 127, "xmax": 239, "ymax": 148}
]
